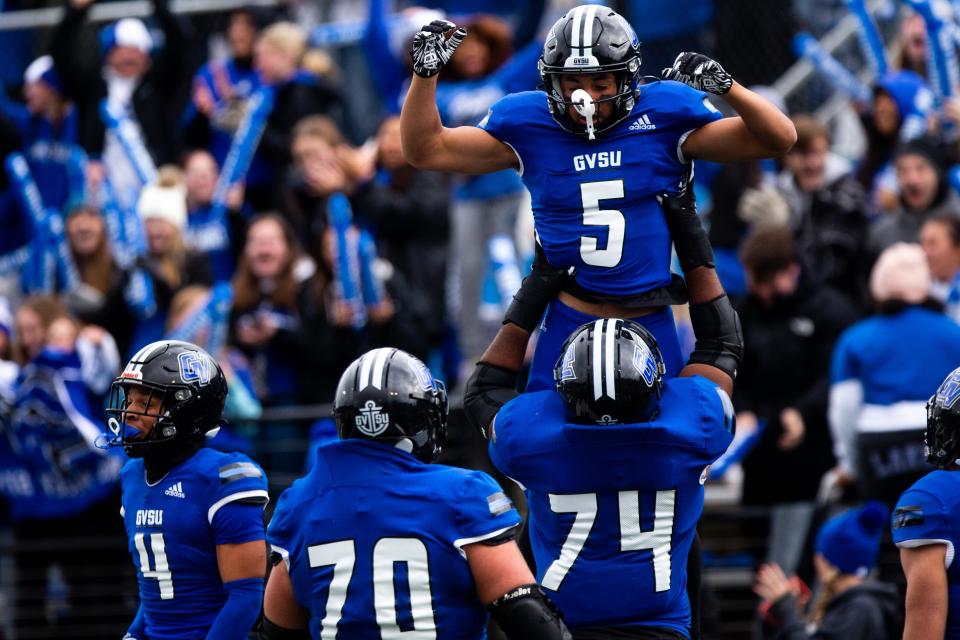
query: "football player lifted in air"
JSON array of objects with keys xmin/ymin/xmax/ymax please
[
  {"xmin": 104, "ymin": 340, "xmax": 269, "ymax": 640},
  {"xmin": 464, "ymin": 184, "xmax": 740, "ymax": 639},
  {"xmin": 260, "ymin": 347, "xmax": 572, "ymax": 640},
  {"xmin": 893, "ymin": 366, "xmax": 960, "ymax": 640},
  {"xmin": 401, "ymin": 5, "xmax": 793, "ymax": 392}
]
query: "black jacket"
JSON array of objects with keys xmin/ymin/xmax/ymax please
[
  {"xmin": 49, "ymin": 0, "xmax": 192, "ymax": 163},
  {"xmin": 765, "ymin": 582, "xmax": 903, "ymax": 640},
  {"xmin": 352, "ymin": 167, "xmax": 450, "ymax": 359},
  {"xmin": 735, "ymin": 275, "xmax": 860, "ymax": 504}
]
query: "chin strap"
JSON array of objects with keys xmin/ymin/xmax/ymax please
[{"xmin": 571, "ymin": 89, "xmax": 596, "ymax": 140}]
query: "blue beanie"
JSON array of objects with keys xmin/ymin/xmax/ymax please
[
  {"xmin": 875, "ymin": 70, "xmax": 934, "ymax": 122},
  {"xmin": 814, "ymin": 501, "xmax": 888, "ymax": 577}
]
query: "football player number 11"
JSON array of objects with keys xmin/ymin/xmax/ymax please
[
  {"xmin": 580, "ymin": 180, "xmax": 626, "ymax": 268},
  {"xmin": 309, "ymin": 538, "xmax": 437, "ymax": 639},
  {"xmin": 543, "ymin": 489, "xmax": 676, "ymax": 592}
]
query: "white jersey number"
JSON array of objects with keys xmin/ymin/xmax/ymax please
[
  {"xmin": 579, "ymin": 180, "xmax": 626, "ymax": 268},
  {"xmin": 308, "ymin": 538, "xmax": 437, "ymax": 639},
  {"xmin": 542, "ymin": 489, "xmax": 676, "ymax": 592},
  {"xmin": 134, "ymin": 532, "xmax": 174, "ymax": 599}
]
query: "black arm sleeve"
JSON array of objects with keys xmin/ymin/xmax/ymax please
[
  {"xmin": 504, "ymin": 243, "xmax": 570, "ymax": 332},
  {"xmin": 488, "ymin": 584, "xmax": 573, "ymax": 640},
  {"xmin": 259, "ymin": 617, "xmax": 311, "ymax": 640},
  {"xmin": 463, "ymin": 363, "xmax": 520, "ymax": 438},
  {"xmin": 688, "ymin": 293, "xmax": 744, "ymax": 379}
]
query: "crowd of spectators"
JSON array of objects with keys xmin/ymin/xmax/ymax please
[{"xmin": 3, "ymin": 0, "xmax": 960, "ymax": 637}]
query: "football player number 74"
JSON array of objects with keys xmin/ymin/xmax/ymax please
[
  {"xmin": 580, "ymin": 180, "xmax": 626, "ymax": 268},
  {"xmin": 542, "ymin": 489, "xmax": 676, "ymax": 592}
]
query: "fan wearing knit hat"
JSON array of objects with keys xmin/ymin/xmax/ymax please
[
  {"xmin": 754, "ymin": 501, "xmax": 902, "ymax": 639},
  {"xmin": 827, "ymin": 242, "xmax": 960, "ymax": 505},
  {"xmin": 137, "ymin": 166, "xmax": 213, "ymax": 295}
]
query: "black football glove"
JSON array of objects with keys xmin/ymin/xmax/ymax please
[
  {"xmin": 662, "ymin": 52, "xmax": 733, "ymax": 95},
  {"xmin": 411, "ymin": 19, "xmax": 467, "ymax": 79},
  {"xmin": 656, "ymin": 177, "xmax": 715, "ymax": 272}
]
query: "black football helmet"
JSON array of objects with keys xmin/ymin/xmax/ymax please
[
  {"xmin": 926, "ymin": 366, "xmax": 960, "ymax": 467},
  {"xmin": 554, "ymin": 318, "xmax": 666, "ymax": 425},
  {"xmin": 539, "ymin": 5, "xmax": 642, "ymax": 138},
  {"xmin": 334, "ymin": 348, "xmax": 448, "ymax": 462},
  {"xmin": 105, "ymin": 340, "xmax": 227, "ymax": 458}
]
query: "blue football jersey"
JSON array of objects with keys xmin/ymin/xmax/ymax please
[
  {"xmin": 478, "ymin": 81, "xmax": 722, "ymax": 297},
  {"xmin": 267, "ymin": 439, "xmax": 522, "ymax": 640},
  {"xmin": 893, "ymin": 470, "xmax": 960, "ymax": 640},
  {"xmin": 490, "ymin": 377, "xmax": 734, "ymax": 633},
  {"xmin": 120, "ymin": 447, "xmax": 269, "ymax": 640}
]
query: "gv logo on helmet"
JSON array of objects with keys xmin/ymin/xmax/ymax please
[
  {"xmin": 178, "ymin": 352, "xmax": 211, "ymax": 386},
  {"xmin": 355, "ymin": 400, "xmax": 390, "ymax": 437},
  {"xmin": 632, "ymin": 341, "xmax": 657, "ymax": 386},
  {"xmin": 937, "ymin": 368, "xmax": 960, "ymax": 409}
]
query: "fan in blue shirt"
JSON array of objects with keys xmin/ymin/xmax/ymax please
[
  {"xmin": 261, "ymin": 347, "xmax": 571, "ymax": 640},
  {"xmin": 893, "ymin": 365, "xmax": 960, "ymax": 640},
  {"xmin": 400, "ymin": 5, "xmax": 794, "ymax": 391},
  {"xmin": 103, "ymin": 340, "xmax": 269, "ymax": 640},
  {"xmin": 464, "ymin": 185, "xmax": 741, "ymax": 639}
]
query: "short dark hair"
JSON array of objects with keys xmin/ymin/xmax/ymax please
[
  {"xmin": 791, "ymin": 114, "xmax": 830, "ymax": 152},
  {"xmin": 739, "ymin": 225, "xmax": 797, "ymax": 283},
  {"xmin": 923, "ymin": 211, "xmax": 960, "ymax": 247}
]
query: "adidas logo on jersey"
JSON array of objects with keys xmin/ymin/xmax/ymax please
[
  {"xmin": 164, "ymin": 482, "xmax": 185, "ymax": 499},
  {"xmin": 629, "ymin": 114, "xmax": 657, "ymax": 131}
]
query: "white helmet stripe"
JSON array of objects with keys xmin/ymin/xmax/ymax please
[
  {"xmin": 371, "ymin": 348, "xmax": 392, "ymax": 390},
  {"xmin": 604, "ymin": 318, "xmax": 618, "ymax": 400},
  {"xmin": 592, "ymin": 319, "xmax": 604, "ymax": 400},
  {"xmin": 358, "ymin": 351, "xmax": 375, "ymax": 389},
  {"xmin": 570, "ymin": 5, "xmax": 583, "ymax": 51},
  {"xmin": 582, "ymin": 4, "xmax": 598, "ymax": 59},
  {"xmin": 131, "ymin": 340, "xmax": 164, "ymax": 373}
]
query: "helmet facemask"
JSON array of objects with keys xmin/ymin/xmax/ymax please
[
  {"xmin": 925, "ymin": 396, "xmax": 960, "ymax": 468},
  {"xmin": 106, "ymin": 381, "xmax": 177, "ymax": 457}
]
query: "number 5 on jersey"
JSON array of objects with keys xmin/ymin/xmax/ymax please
[{"xmin": 580, "ymin": 180, "xmax": 626, "ymax": 268}]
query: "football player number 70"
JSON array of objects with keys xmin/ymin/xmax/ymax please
[
  {"xmin": 580, "ymin": 180, "xmax": 626, "ymax": 268},
  {"xmin": 309, "ymin": 538, "xmax": 437, "ymax": 639},
  {"xmin": 542, "ymin": 489, "xmax": 675, "ymax": 592}
]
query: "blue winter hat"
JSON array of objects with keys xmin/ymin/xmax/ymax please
[
  {"xmin": 875, "ymin": 70, "xmax": 934, "ymax": 122},
  {"xmin": 814, "ymin": 501, "xmax": 889, "ymax": 577}
]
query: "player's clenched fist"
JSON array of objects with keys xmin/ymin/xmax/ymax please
[
  {"xmin": 411, "ymin": 19, "xmax": 467, "ymax": 78},
  {"xmin": 662, "ymin": 52, "xmax": 733, "ymax": 95}
]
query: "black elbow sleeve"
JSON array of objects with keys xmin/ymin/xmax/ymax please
[
  {"xmin": 463, "ymin": 363, "xmax": 520, "ymax": 438},
  {"xmin": 688, "ymin": 294, "xmax": 744, "ymax": 379},
  {"xmin": 260, "ymin": 618, "xmax": 311, "ymax": 640},
  {"xmin": 488, "ymin": 584, "xmax": 572, "ymax": 640}
]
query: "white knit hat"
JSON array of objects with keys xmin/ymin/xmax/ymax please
[
  {"xmin": 103, "ymin": 18, "xmax": 153, "ymax": 54},
  {"xmin": 870, "ymin": 242, "xmax": 931, "ymax": 304},
  {"xmin": 137, "ymin": 182, "xmax": 187, "ymax": 230}
]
